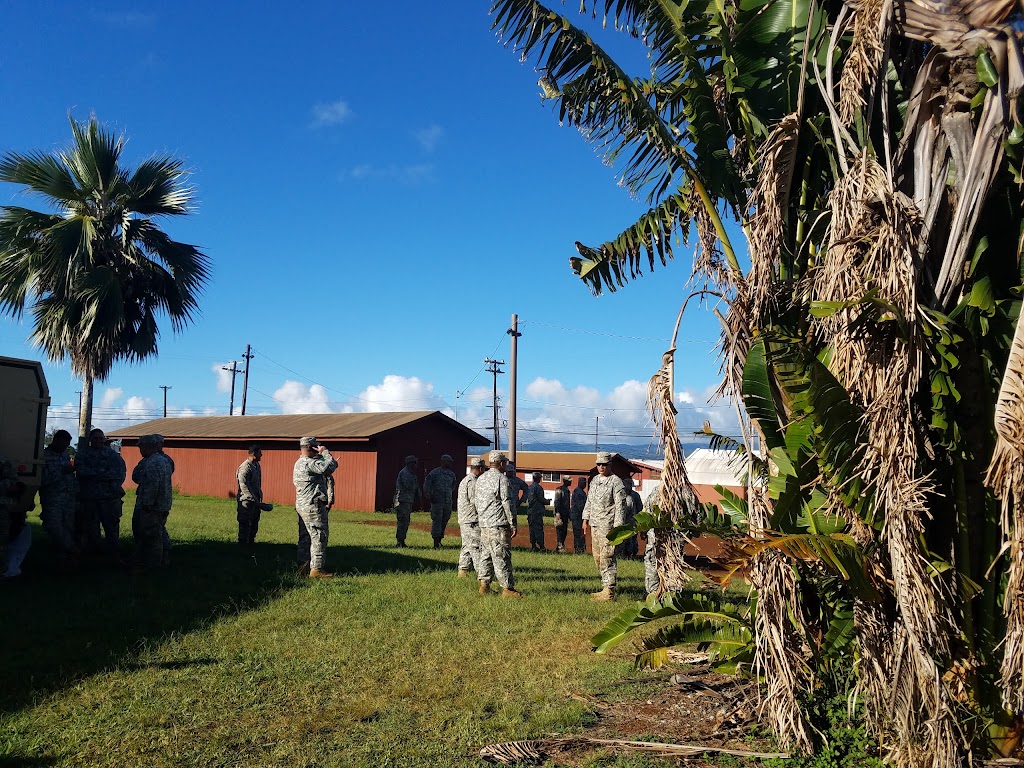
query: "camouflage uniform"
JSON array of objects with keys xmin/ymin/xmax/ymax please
[
  {"xmin": 552, "ymin": 482, "xmax": 570, "ymax": 552},
  {"xmin": 526, "ymin": 481, "xmax": 547, "ymax": 550},
  {"xmin": 617, "ymin": 486, "xmax": 642, "ymax": 559},
  {"xmin": 507, "ymin": 473, "xmax": 528, "ymax": 525},
  {"xmin": 424, "ymin": 464, "xmax": 457, "ymax": 545},
  {"xmin": 583, "ymin": 473, "xmax": 627, "ymax": 590},
  {"xmin": 457, "ymin": 472, "xmax": 490, "ymax": 579},
  {"xmin": 75, "ymin": 443, "xmax": 126, "ymax": 555},
  {"xmin": 293, "ymin": 449, "xmax": 338, "ymax": 570},
  {"xmin": 474, "ymin": 467, "xmax": 516, "ymax": 589},
  {"xmin": 39, "ymin": 445, "xmax": 77, "ymax": 557},
  {"xmin": 236, "ymin": 457, "xmax": 263, "ymax": 546},
  {"xmin": 570, "ymin": 484, "xmax": 588, "ymax": 553},
  {"xmin": 393, "ymin": 465, "xmax": 421, "ymax": 545},
  {"xmin": 132, "ymin": 451, "xmax": 174, "ymax": 568}
]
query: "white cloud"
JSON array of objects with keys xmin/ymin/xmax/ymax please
[
  {"xmin": 272, "ymin": 381, "xmax": 332, "ymax": 414},
  {"xmin": 213, "ymin": 362, "xmax": 234, "ymax": 393},
  {"xmin": 414, "ymin": 124, "xmax": 443, "ymax": 152},
  {"xmin": 353, "ymin": 375, "xmax": 447, "ymax": 413},
  {"xmin": 100, "ymin": 387, "xmax": 124, "ymax": 409},
  {"xmin": 311, "ymin": 99, "xmax": 351, "ymax": 128}
]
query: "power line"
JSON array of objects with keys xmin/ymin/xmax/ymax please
[{"xmin": 520, "ymin": 318, "xmax": 717, "ymax": 345}]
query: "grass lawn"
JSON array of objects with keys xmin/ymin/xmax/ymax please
[{"xmin": 1, "ymin": 493, "xmax": 675, "ymax": 768}]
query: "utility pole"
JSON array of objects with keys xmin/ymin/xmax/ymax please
[
  {"xmin": 222, "ymin": 361, "xmax": 240, "ymax": 415},
  {"xmin": 595, "ymin": 415, "xmax": 600, "ymax": 450},
  {"xmin": 159, "ymin": 385, "xmax": 172, "ymax": 418},
  {"xmin": 240, "ymin": 344, "xmax": 253, "ymax": 415},
  {"xmin": 484, "ymin": 358, "xmax": 505, "ymax": 450},
  {"xmin": 75, "ymin": 391, "xmax": 82, "ymax": 437},
  {"xmin": 507, "ymin": 314, "xmax": 521, "ymax": 466}
]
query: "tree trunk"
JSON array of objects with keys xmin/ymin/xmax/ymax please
[{"xmin": 78, "ymin": 375, "xmax": 94, "ymax": 449}]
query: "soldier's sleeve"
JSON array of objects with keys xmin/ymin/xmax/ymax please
[
  {"xmin": 41, "ymin": 455, "xmax": 60, "ymax": 487},
  {"xmin": 238, "ymin": 464, "xmax": 256, "ymax": 503},
  {"xmin": 582, "ymin": 486, "xmax": 592, "ymax": 521},
  {"xmin": 135, "ymin": 465, "xmax": 156, "ymax": 507},
  {"xmin": 499, "ymin": 475, "xmax": 515, "ymax": 527},
  {"xmin": 113, "ymin": 453, "xmax": 127, "ymax": 484},
  {"xmin": 424, "ymin": 470, "xmax": 435, "ymax": 498}
]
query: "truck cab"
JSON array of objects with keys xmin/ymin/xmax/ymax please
[{"xmin": 0, "ymin": 356, "xmax": 51, "ymax": 510}]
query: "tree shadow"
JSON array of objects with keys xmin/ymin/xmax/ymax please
[{"xmin": 0, "ymin": 536, "xmax": 302, "ymax": 715}]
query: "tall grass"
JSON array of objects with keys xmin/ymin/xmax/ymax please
[{"xmin": 1, "ymin": 493, "xmax": 662, "ymax": 767}]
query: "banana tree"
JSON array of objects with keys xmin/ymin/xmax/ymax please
[{"xmin": 491, "ymin": 0, "xmax": 1024, "ymax": 762}]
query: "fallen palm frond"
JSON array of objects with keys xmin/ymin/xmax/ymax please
[{"xmin": 478, "ymin": 737, "xmax": 790, "ymax": 765}]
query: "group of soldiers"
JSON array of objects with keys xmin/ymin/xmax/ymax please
[{"xmin": 1, "ymin": 429, "xmax": 175, "ymax": 579}]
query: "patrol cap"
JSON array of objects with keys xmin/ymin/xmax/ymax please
[
  {"xmin": 299, "ymin": 436, "xmax": 319, "ymax": 447},
  {"xmin": 138, "ymin": 433, "xmax": 165, "ymax": 448},
  {"xmin": 470, "ymin": 457, "xmax": 486, "ymax": 468},
  {"xmin": 405, "ymin": 454, "xmax": 418, "ymax": 463},
  {"xmin": 505, "ymin": 461, "xmax": 516, "ymax": 472},
  {"xmin": 596, "ymin": 451, "xmax": 613, "ymax": 465},
  {"xmin": 488, "ymin": 450, "xmax": 506, "ymax": 464},
  {"xmin": 441, "ymin": 454, "xmax": 453, "ymax": 462},
  {"xmin": 623, "ymin": 476, "xmax": 634, "ymax": 488}
]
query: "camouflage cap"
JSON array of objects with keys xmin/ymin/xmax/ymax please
[
  {"xmin": 488, "ymin": 450, "xmax": 506, "ymax": 464},
  {"xmin": 405, "ymin": 454, "xmax": 418, "ymax": 463},
  {"xmin": 505, "ymin": 461, "xmax": 516, "ymax": 472},
  {"xmin": 138, "ymin": 434, "xmax": 164, "ymax": 448},
  {"xmin": 441, "ymin": 454, "xmax": 453, "ymax": 462},
  {"xmin": 299, "ymin": 436, "xmax": 319, "ymax": 447},
  {"xmin": 470, "ymin": 457, "xmax": 486, "ymax": 468},
  {"xmin": 596, "ymin": 451, "xmax": 613, "ymax": 465}
]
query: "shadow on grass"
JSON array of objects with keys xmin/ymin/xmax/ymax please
[{"xmin": 0, "ymin": 536, "xmax": 302, "ymax": 715}]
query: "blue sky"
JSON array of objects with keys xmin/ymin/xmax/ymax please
[{"xmin": 0, "ymin": 2, "xmax": 737, "ymax": 450}]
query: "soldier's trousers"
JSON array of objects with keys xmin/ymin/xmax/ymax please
[
  {"xmin": 296, "ymin": 502, "xmax": 328, "ymax": 570},
  {"xmin": 79, "ymin": 498, "xmax": 122, "ymax": 554},
  {"xmin": 527, "ymin": 510, "xmax": 545, "ymax": 548},
  {"xmin": 570, "ymin": 512, "xmax": 586, "ymax": 553},
  {"xmin": 237, "ymin": 501, "xmax": 261, "ymax": 546},
  {"xmin": 459, "ymin": 521, "xmax": 493, "ymax": 579},
  {"xmin": 553, "ymin": 514, "xmax": 568, "ymax": 551},
  {"xmin": 429, "ymin": 502, "xmax": 452, "ymax": 542},
  {"xmin": 590, "ymin": 524, "xmax": 617, "ymax": 589},
  {"xmin": 133, "ymin": 505, "xmax": 170, "ymax": 568},
  {"xmin": 395, "ymin": 501, "xmax": 413, "ymax": 543},
  {"xmin": 618, "ymin": 534, "xmax": 639, "ymax": 559},
  {"xmin": 644, "ymin": 531, "xmax": 659, "ymax": 594},
  {"xmin": 40, "ymin": 499, "xmax": 77, "ymax": 556},
  {"xmin": 479, "ymin": 525, "xmax": 513, "ymax": 589}
]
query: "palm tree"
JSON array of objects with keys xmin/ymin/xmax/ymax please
[
  {"xmin": 491, "ymin": 0, "xmax": 1024, "ymax": 763},
  {"xmin": 0, "ymin": 115, "xmax": 210, "ymax": 442}
]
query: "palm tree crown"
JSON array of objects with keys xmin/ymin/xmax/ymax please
[{"xmin": 0, "ymin": 115, "xmax": 210, "ymax": 436}]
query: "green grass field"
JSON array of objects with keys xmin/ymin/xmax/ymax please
[{"xmin": 0, "ymin": 493, "xmax": 673, "ymax": 768}]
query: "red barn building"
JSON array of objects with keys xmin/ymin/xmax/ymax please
[{"xmin": 109, "ymin": 411, "xmax": 489, "ymax": 512}]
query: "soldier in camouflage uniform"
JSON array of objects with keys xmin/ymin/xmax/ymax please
[
  {"xmin": 293, "ymin": 437, "xmax": 338, "ymax": 578},
  {"xmin": 552, "ymin": 476, "xmax": 571, "ymax": 553},
  {"xmin": 39, "ymin": 429, "xmax": 78, "ymax": 561},
  {"xmin": 505, "ymin": 461, "xmax": 528, "ymax": 530},
  {"xmin": 570, "ymin": 477, "xmax": 588, "ymax": 553},
  {"xmin": 582, "ymin": 452, "xmax": 627, "ymax": 600},
  {"xmin": 617, "ymin": 477, "xmax": 642, "ymax": 559},
  {"xmin": 393, "ymin": 455, "xmax": 421, "ymax": 547},
  {"xmin": 457, "ymin": 457, "xmax": 489, "ymax": 581},
  {"xmin": 236, "ymin": 445, "xmax": 268, "ymax": 549},
  {"xmin": 75, "ymin": 428, "xmax": 127, "ymax": 558},
  {"xmin": 644, "ymin": 485, "xmax": 661, "ymax": 595},
  {"xmin": 424, "ymin": 454, "xmax": 457, "ymax": 549},
  {"xmin": 526, "ymin": 472, "xmax": 547, "ymax": 550},
  {"xmin": 132, "ymin": 434, "xmax": 174, "ymax": 570},
  {"xmin": 473, "ymin": 451, "xmax": 522, "ymax": 598}
]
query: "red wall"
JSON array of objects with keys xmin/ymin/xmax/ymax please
[{"xmin": 373, "ymin": 422, "xmax": 478, "ymax": 512}]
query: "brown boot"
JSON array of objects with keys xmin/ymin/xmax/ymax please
[
  {"xmin": 458, "ymin": 569, "xmax": 470, "ymax": 579},
  {"xmin": 308, "ymin": 568, "xmax": 334, "ymax": 580},
  {"xmin": 501, "ymin": 588, "xmax": 523, "ymax": 599},
  {"xmin": 590, "ymin": 587, "xmax": 614, "ymax": 601},
  {"xmin": 479, "ymin": 580, "xmax": 493, "ymax": 595}
]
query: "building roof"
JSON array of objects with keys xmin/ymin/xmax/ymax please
[
  {"xmin": 108, "ymin": 411, "xmax": 490, "ymax": 445},
  {"xmin": 684, "ymin": 448, "xmax": 745, "ymax": 488},
  {"xmin": 469, "ymin": 450, "xmax": 641, "ymax": 474}
]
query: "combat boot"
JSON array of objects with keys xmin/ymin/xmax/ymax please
[
  {"xmin": 479, "ymin": 580, "xmax": 493, "ymax": 595},
  {"xmin": 501, "ymin": 587, "xmax": 523, "ymax": 599},
  {"xmin": 395, "ymin": 540, "xmax": 406, "ymax": 548},
  {"xmin": 433, "ymin": 539, "xmax": 442, "ymax": 549},
  {"xmin": 590, "ymin": 587, "xmax": 615, "ymax": 601},
  {"xmin": 458, "ymin": 569, "xmax": 470, "ymax": 578},
  {"xmin": 308, "ymin": 568, "xmax": 334, "ymax": 580}
]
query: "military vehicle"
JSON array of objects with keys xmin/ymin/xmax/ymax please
[{"xmin": 0, "ymin": 356, "xmax": 51, "ymax": 509}]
